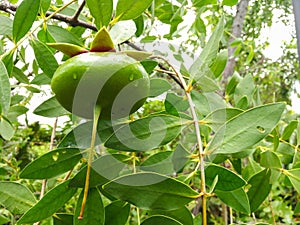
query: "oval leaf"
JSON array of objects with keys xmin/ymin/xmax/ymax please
[
  {"xmin": 205, "ymin": 164, "xmax": 246, "ymax": 191},
  {"xmin": 69, "ymin": 155, "xmax": 126, "ymax": 188},
  {"xmin": 105, "ymin": 201, "xmax": 130, "ymax": 225},
  {"xmin": 149, "ymin": 207, "xmax": 193, "ymax": 225},
  {"xmin": 47, "ymin": 25, "xmax": 84, "ymax": 46},
  {"xmin": 53, "ymin": 214, "xmax": 73, "ymax": 225},
  {"xmin": 141, "ymin": 215, "xmax": 183, "ymax": 225},
  {"xmin": 189, "ymin": 17, "xmax": 224, "ymax": 80},
  {"xmin": 104, "ymin": 115, "xmax": 185, "ymax": 151},
  {"xmin": 86, "ymin": 0, "xmax": 113, "ymax": 28},
  {"xmin": 285, "ymin": 169, "xmax": 300, "ymax": 194},
  {"xmin": 13, "ymin": 0, "xmax": 40, "ymax": 42},
  {"xmin": 31, "ymin": 39, "xmax": 59, "ymax": 78},
  {"xmin": 215, "ymin": 188, "xmax": 250, "ymax": 214},
  {"xmin": 0, "ymin": 182, "xmax": 36, "ymax": 214},
  {"xmin": 149, "ymin": 78, "xmax": 172, "ymax": 98},
  {"xmin": 206, "ymin": 103, "xmax": 285, "ymax": 154},
  {"xmin": 20, "ymin": 148, "xmax": 82, "ymax": 179},
  {"xmin": 17, "ymin": 181, "xmax": 77, "ymax": 224},
  {"xmin": 74, "ymin": 188, "xmax": 104, "ymax": 224},
  {"xmin": 102, "ymin": 172, "xmax": 199, "ymax": 210},
  {"xmin": 33, "ymin": 96, "xmax": 69, "ymax": 118},
  {"xmin": 247, "ymin": 169, "xmax": 272, "ymax": 212},
  {"xmin": 116, "ymin": 0, "xmax": 153, "ymax": 21},
  {"xmin": 110, "ymin": 20, "xmax": 137, "ymax": 44},
  {"xmin": 0, "ymin": 117, "xmax": 14, "ymax": 140},
  {"xmin": 0, "ymin": 15, "xmax": 13, "ymax": 36},
  {"xmin": 0, "ymin": 60, "xmax": 10, "ymax": 114}
]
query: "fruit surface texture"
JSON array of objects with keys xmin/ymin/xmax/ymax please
[{"xmin": 51, "ymin": 52, "xmax": 150, "ymax": 119}]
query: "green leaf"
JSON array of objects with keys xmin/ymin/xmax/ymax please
[
  {"xmin": 260, "ymin": 150, "xmax": 282, "ymax": 169},
  {"xmin": 0, "ymin": 60, "xmax": 10, "ymax": 114},
  {"xmin": 210, "ymin": 50, "xmax": 228, "ymax": 78},
  {"xmin": 31, "ymin": 39, "xmax": 59, "ymax": 78},
  {"xmin": 47, "ymin": 43, "xmax": 88, "ymax": 57},
  {"xmin": 90, "ymin": 27, "xmax": 115, "ymax": 52},
  {"xmin": 0, "ymin": 15, "xmax": 13, "ymax": 36},
  {"xmin": 20, "ymin": 148, "xmax": 82, "ymax": 179},
  {"xmin": 8, "ymin": 105, "xmax": 28, "ymax": 122},
  {"xmin": 285, "ymin": 169, "xmax": 300, "ymax": 194},
  {"xmin": 12, "ymin": 0, "xmax": 40, "ymax": 42},
  {"xmin": 0, "ymin": 215, "xmax": 10, "ymax": 225},
  {"xmin": 191, "ymin": 90, "xmax": 227, "ymax": 117},
  {"xmin": 41, "ymin": 0, "xmax": 51, "ymax": 14},
  {"xmin": 215, "ymin": 188, "xmax": 250, "ymax": 214},
  {"xmin": 282, "ymin": 120, "xmax": 298, "ymax": 141},
  {"xmin": 134, "ymin": 15, "xmax": 144, "ymax": 37},
  {"xmin": 58, "ymin": 120, "xmax": 122, "ymax": 149},
  {"xmin": 149, "ymin": 207, "xmax": 193, "ymax": 225},
  {"xmin": 141, "ymin": 215, "xmax": 183, "ymax": 225},
  {"xmin": 105, "ymin": 201, "xmax": 130, "ymax": 225},
  {"xmin": 205, "ymin": 103, "xmax": 285, "ymax": 154},
  {"xmin": 165, "ymin": 93, "xmax": 189, "ymax": 116},
  {"xmin": 247, "ymin": 169, "xmax": 272, "ymax": 212},
  {"xmin": 140, "ymin": 151, "xmax": 174, "ymax": 175},
  {"xmin": 149, "ymin": 78, "xmax": 172, "ymax": 97},
  {"xmin": 1, "ymin": 50, "xmax": 14, "ymax": 76},
  {"xmin": 17, "ymin": 181, "xmax": 77, "ymax": 224},
  {"xmin": 205, "ymin": 164, "xmax": 246, "ymax": 191},
  {"xmin": 0, "ymin": 182, "xmax": 36, "ymax": 214},
  {"xmin": 234, "ymin": 74, "xmax": 255, "ymax": 105},
  {"xmin": 116, "ymin": 0, "xmax": 153, "ymax": 21},
  {"xmin": 140, "ymin": 60, "xmax": 158, "ymax": 74},
  {"xmin": 69, "ymin": 154, "xmax": 126, "ymax": 188},
  {"xmin": 203, "ymin": 108, "xmax": 243, "ymax": 132},
  {"xmin": 189, "ymin": 17, "xmax": 224, "ymax": 80},
  {"xmin": 47, "ymin": 25, "xmax": 84, "ymax": 46},
  {"xmin": 104, "ymin": 115, "xmax": 185, "ymax": 151},
  {"xmin": 222, "ymin": 0, "xmax": 238, "ymax": 6},
  {"xmin": 86, "ymin": 0, "xmax": 113, "ymax": 28},
  {"xmin": 74, "ymin": 188, "xmax": 104, "ymax": 224},
  {"xmin": 196, "ymin": 75, "xmax": 220, "ymax": 92},
  {"xmin": 0, "ymin": 117, "xmax": 14, "ymax": 140},
  {"xmin": 110, "ymin": 20, "xmax": 137, "ymax": 44},
  {"xmin": 33, "ymin": 96, "xmax": 69, "ymax": 118},
  {"xmin": 192, "ymin": 0, "xmax": 217, "ymax": 8},
  {"xmin": 53, "ymin": 214, "xmax": 73, "ymax": 225},
  {"xmin": 103, "ymin": 172, "xmax": 199, "ymax": 210},
  {"xmin": 12, "ymin": 66, "xmax": 29, "ymax": 84}
]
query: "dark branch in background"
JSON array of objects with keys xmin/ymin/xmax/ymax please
[
  {"xmin": 0, "ymin": 1, "xmax": 184, "ymax": 88},
  {"xmin": 70, "ymin": 0, "xmax": 86, "ymax": 22},
  {"xmin": 222, "ymin": 0, "xmax": 250, "ymax": 83}
]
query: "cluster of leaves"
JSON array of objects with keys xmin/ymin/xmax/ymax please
[{"xmin": 0, "ymin": 0, "xmax": 300, "ymax": 224}]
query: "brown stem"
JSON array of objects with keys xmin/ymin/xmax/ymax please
[{"xmin": 70, "ymin": 0, "xmax": 86, "ymax": 22}]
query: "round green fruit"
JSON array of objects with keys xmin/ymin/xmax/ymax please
[{"xmin": 51, "ymin": 52, "xmax": 150, "ymax": 119}]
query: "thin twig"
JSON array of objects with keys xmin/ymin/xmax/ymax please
[
  {"xmin": 70, "ymin": 0, "xmax": 86, "ymax": 22},
  {"xmin": 150, "ymin": 55, "xmax": 207, "ymax": 225}
]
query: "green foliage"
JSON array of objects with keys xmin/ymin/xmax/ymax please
[{"xmin": 0, "ymin": 0, "xmax": 299, "ymax": 224}]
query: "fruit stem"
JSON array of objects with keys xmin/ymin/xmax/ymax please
[{"xmin": 78, "ymin": 105, "xmax": 101, "ymax": 220}]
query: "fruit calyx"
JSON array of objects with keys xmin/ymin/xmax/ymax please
[{"xmin": 47, "ymin": 26, "xmax": 151, "ymax": 60}]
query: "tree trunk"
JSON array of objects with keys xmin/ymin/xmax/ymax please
[{"xmin": 222, "ymin": 0, "xmax": 250, "ymax": 83}]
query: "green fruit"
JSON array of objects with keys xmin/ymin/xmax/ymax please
[{"xmin": 51, "ymin": 52, "xmax": 150, "ymax": 119}]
